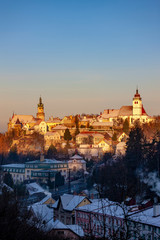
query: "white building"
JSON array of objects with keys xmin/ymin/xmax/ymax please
[{"xmin": 68, "ymin": 154, "xmax": 86, "ymax": 172}]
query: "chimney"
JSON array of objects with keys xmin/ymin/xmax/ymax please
[
  {"xmin": 153, "ymin": 197, "xmax": 160, "ymax": 217},
  {"xmin": 40, "ymin": 154, "xmax": 44, "ymax": 162}
]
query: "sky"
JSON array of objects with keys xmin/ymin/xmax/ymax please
[{"xmin": 0, "ymin": 0, "xmax": 160, "ymax": 132}]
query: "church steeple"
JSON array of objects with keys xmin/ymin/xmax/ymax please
[
  {"xmin": 134, "ymin": 87, "xmax": 141, "ymax": 100},
  {"xmin": 38, "ymin": 96, "xmax": 43, "ymax": 108},
  {"xmin": 133, "ymin": 88, "xmax": 142, "ymax": 116},
  {"xmin": 36, "ymin": 96, "xmax": 45, "ymax": 121}
]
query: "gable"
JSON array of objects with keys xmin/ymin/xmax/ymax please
[
  {"xmin": 76, "ymin": 198, "xmax": 91, "ymax": 208},
  {"xmin": 44, "ymin": 197, "xmax": 55, "ymax": 205}
]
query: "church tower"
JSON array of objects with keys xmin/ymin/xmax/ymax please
[
  {"xmin": 36, "ymin": 97, "xmax": 45, "ymax": 121},
  {"xmin": 132, "ymin": 88, "xmax": 142, "ymax": 116}
]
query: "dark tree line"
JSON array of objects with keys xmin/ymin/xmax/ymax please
[{"xmin": 89, "ymin": 123, "xmax": 160, "ymax": 203}]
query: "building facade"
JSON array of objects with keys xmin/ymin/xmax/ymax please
[{"xmin": 2, "ymin": 157, "xmax": 68, "ymax": 183}]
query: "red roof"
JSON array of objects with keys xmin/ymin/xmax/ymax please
[{"xmin": 142, "ymin": 105, "xmax": 147, "ymax": 115}]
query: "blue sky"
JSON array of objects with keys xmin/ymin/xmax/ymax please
[{"xmin": 0, "ymin": 0, "xmax": 160, "ymax": 132}]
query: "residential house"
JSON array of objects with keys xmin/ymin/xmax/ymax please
[
  {"xmin": 44, "ymin": 131, "xmax": 61, "ymax": 150},
  {"xmin": 97, "ymin": 139, "xmax": 112, "ymax": 153},
  {"xmin": 117, "ymin": 132, "xmax": 129, "ymax": 142},
  {"xmin": 51, "ymin": 125, "xmax": 67, "ymax": 137},
  {"xmin": 68, "ymin": 154, "xmax": 86, "ymax": 172},
  {"xmin": 76, "ymin": 132, "xmax": 104, "ymax": 145},
  {"xmin": 47, "ymin": 219, "xmax": 84, "ymax": 240},
  {"xmin": 53, "ymin": 194, "xmax": 91, "ymax": 225},
  {"xmin": 46, "ymin": 117, "xmax": 61, "ymax": 131},
  {"xmin": 61, "ymin": 116, "xmax": 75, "ymax": 128}
]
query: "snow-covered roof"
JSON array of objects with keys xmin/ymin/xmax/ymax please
[
  {"xmin": 53, "ymin": 194, "xmax": 90, "ymax": 211},
  {"xmin": 48, "ymin": 219, "xmax": 68, "ymax": 230},
  {"xmin": 53, "ymin": 125, "xmax": 67, "ymax": 130},
  {"xmin": 37, "ymin": 195, "xmax": 55, "ymax": 205},
  {"xmin": 67, "ymin": 224, "xmax": 84, "ymax": 237},
  {"xmin": 70, "ymin": 154, "xmax": 83, "ymax": 160},
  {"xmin": 30, "ymin": 204, "xmax": 53, "ymax": 223},
  {"xmin": 128, "ymin": 207, "xmax": 160, "ymax": 227},
  {"xmin": 68, "ymin": 160, "xmax": 86, "ymax": 164},
  {"xmin": 47, "ymin": 220, "xmax": 84, "ymax": 237},
  {"xmin": 101, "ymin": 109, "xmax": 120, "ymax": 119},
  {"xmin": 46, "ymin": 119, "xmax": 61, "ymax": 123},
  {"xmin": 76, "ymin": 199, "xmax": 125, "ymax": 218},
  {"xmin": 92, "ymin": 122, "xmax": 113, "ymax": 127},
  {"xmin": 10, "ymin": 114, "xmax": 34, "ymax": 124},
  {"xmin": 2, "ymin": 163, "xmax": 25, "ymax": 168},
  {"xmin": 27, "ymin": 159, "xmax": 65, "ymax": 164},
  {"xmin": 119, "ymin": 106, "xmax": 133, "ymax": 116},
  {"xmin": 26, "ymin": 182, "xmax": 51, "ymax": 196}
]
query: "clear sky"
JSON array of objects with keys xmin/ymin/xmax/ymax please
[{"xmin": 0, "ymin": 0, "xmax": 160, "ymax": 132}]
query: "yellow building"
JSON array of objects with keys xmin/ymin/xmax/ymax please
[
  {"xmin": 97, "ymin": 139, "xmax": 112, "ymax": 153},
  {"xmin": 46, "ymin": 117, "xmax": 61, "ymax": 131}
]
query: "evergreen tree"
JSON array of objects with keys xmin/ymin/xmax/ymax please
[
  {"xmin": 3, "ymin": 172, "xmax": 14, "ymax": 188},
  {"xmin": 125, "ymin": 123, "xmax": 145, "ymax": 196},
  {"xmin": 64, "ymin": 128, "xmax": 72, "ymax": 142},
  {"xmin": 74, "ymin": 115, "xmax": 80, "ymax": 136},
  {"xmin": 46, "ymin": 144, "xmax": 57, "ymax": 159},
  {"xmin": 8, "ymin": 144, "xmax": 19, "ymax": 162},
  {"xmin": 55, "ymin": 172, "xmax": 64, "ymax": 187}
]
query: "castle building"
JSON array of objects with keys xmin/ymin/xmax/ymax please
[
  {"xmin": 8, "ymin": 97, "xmax": 45, "ymax": 132},
  {"xmin": 99, "ymin": 89, "xmax": 154, "ymax": 125}
]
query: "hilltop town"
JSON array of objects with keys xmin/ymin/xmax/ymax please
[
  {"xmin": 3, "ymin": 88, "xmax": 155, "ymax": 158},
  {"xmin": 1, "ymin": 89, "xmax": 160, "ymax": 240}
]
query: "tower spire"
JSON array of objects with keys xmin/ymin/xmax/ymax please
[
  {"xmin": 39, "ymin": 95, "xmax": 42, "ymax": 105},
  {"xmin": 37, "ymin": 96, "xmax": 45, "ymax": 121}
]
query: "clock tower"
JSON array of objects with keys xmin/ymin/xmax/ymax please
[
  {"xmin": 133, "ymin": 88, "xmax": 142, "ymax": 116},
  {"xmin": 36, "ymin": 97, "xmax": 45, "ymax": 121}
]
